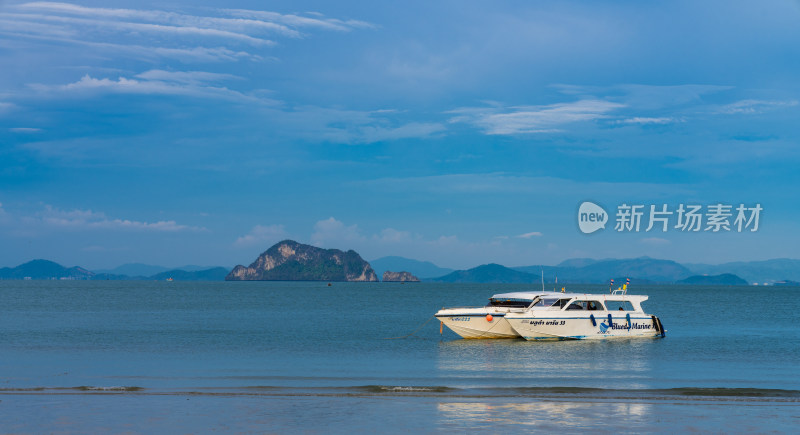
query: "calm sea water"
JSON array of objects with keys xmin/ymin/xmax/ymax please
[{"xmin": 1, "ymin": 281, "xmax": 798, "ymax": 433}]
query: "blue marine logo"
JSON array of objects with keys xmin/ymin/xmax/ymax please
[{"xmin": 599, "ymin": 321, "xmax": 610, "ymax": 333}]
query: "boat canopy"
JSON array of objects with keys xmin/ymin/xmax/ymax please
[{"xmin": 489, "ymin": 292, "xmax": 548, "ymax": 300}]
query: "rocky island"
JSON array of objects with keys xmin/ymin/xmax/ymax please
[
  {"xmin": 382, "ymin": 271, "xmax": 420, "ymax": 282},
  {"xmin": 226, "ymin": 240, "xmax": 378, "ymax": 281}
]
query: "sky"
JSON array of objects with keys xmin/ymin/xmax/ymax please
[{"xmin": 1, "ymin": 0, "xmax": 800, "ymax": 270}]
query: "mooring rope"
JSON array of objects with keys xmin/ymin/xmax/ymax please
[{"xmin": 382, "ymin": 316, "xmax": 436, "ymax": 339}]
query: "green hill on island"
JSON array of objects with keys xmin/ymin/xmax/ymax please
[
  {"xmin": 0, "ymin": 259, "xmax": 93, "ymax": 280},
  {"xmin": 677, "ymin": 273, "xmax": 749, "ymax": 285},
  {"xmin": 430, "ymin": 263, "xmax": 538, "ymax": 283}
]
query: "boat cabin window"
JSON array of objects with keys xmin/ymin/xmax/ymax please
[
  {"xmin": 487, "ymin": 298, "xmax": 533, "ymax": 308},
  {"xmin": 566, "ymin": 300, "xmax": 605, "ymax": 311},
  {"xmin": 605, "ymin": 300, "xmax": 635, "ymax": 311}
]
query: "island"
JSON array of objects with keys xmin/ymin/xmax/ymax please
[
  {"xmin": 225, "ymin": 240, "xmax": 378, "ymax": 281},
  {"xmin": 676, "ymin": 273, "xmax": 748, "ymax": 285},
  {"xmin": 382, "ymin": 271, "xmax": 420, "ymax": 282}
]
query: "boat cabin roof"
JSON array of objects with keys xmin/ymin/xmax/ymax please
[{"xmin": 491, "ymin": 291, "xmax": 648, "ymax": 302}]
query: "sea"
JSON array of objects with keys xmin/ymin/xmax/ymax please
[{"xmin": 1, "ymin": 281, "xmax": 798, "ymax": 433}]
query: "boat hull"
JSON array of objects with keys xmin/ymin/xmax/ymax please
[
  {"xmin": 506, "ymin": 313, "xmax": 662, "ymax": 340},
  {"xmin": 435, "ymin": 313, "xmax": 520, "ymax": 339}
]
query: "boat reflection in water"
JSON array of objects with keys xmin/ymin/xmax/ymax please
[
  {"xmin": 436, "ymin": 338, "xmax": 653, "ymax": 382},
  {"xmin": 436, "ymin": 401, "xmax": 653, "ymax": 431}
]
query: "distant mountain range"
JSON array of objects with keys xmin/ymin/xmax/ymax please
[
  {"xmin": 682, "ymin": 259, "xmax": 800, "ymax": 284},
  {"xmin": 512, "ymin": 257, "xmax": 693, "ymax": 284},
  {"xmin": 427, "ymin": 256, "xmax": 798, "ymax": 285},
  {"xmin": 93, "ymin": 263, "xmax": 227, "ymax": 277},
  {"xmin": 0, "ymin": 260, "xmax": 228, "ymax": 281},
  {"xmin": 3, "ymin": 254, "xmax": 800, "ymax": 285}
]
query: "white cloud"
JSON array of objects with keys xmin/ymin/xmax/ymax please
[
  {"xmin": 449, "ymin": 100, "xmax": 624, "ymax": 135},
  {"xmin": 9, "ymin": 127, "xmax": 43, "ymax": 133},
  {"xmin": 717, "ymin": 99, "xmax": 799, "ymax": 115},
  {"xmin": 516, "ymin": 231, "xmax": 543, "ymax": 239},
  {"xmin": 374, "ymin": 228, "xmax": 414, "ymax": 243},
  {"xmin": 310, "ymin": 217, "xmax": 365, "ymax": 247},
  {"xmin": 36, "ymin": 205, "xmax": 205, "ymax": 232},
  {"xmin": 234, "ymin": 224, "xmax": 288, "ymax": 247}
]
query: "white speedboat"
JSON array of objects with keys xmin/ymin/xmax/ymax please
[
  {"xmin": 504, "ymin": 289, "xmax": 665, "ymax": 340},
  {"xmin": 435, "ymin": 292, "xmax": 545, "ymax": 339}
]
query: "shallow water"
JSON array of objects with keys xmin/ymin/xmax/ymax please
[{"xmin": 1, "ymin": 281, "xmax": 798, "ymax": 432}]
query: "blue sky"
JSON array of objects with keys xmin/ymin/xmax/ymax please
[{"xmin": 1, "ymin": 0, "xmax": 799, "ymax": 269}]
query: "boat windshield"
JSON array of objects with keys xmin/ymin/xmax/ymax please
[
  {"xmin": 487, "ymin": 298, "xmax": 533, "ymax": 308},
  {"xmin": 532, "ymin": 297, "xmax": 571, "ymax": 309}
]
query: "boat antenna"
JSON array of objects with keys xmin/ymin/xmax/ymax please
[{"xmin": 541, "ymin": 268, "xmax": 545, "ymax": 292}]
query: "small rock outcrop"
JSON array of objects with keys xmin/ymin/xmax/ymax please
[
  {"xmin": 382, "ymin": 271, "xmax": 420, "ymax": 282},
  {"xmin": 226, "ymin": 240, "xmax": 378, "ymax": 282}
]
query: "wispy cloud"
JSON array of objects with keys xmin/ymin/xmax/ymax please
[
  {"xmin": 325, "ymin": 121, "xmax": 446, "ymax": 144},
  {"xmin": 134, "ymin": 69, "xmax": 241, "ymax": 84},
  {"xmin": 553, "ymin": 84, "xmax": 732, "ymax": 110},
  {"xmin": 516, "ymin": 231, "xmax": 543, "ymax": 238},
  {"xmin": 277, "ymin": 106, "xmax": 446, "ymax": 144},
  {"xmin": 223, "ymin": 8, "xmax": 374, "ymax": 32},
  {"xmin": 717, "ymin": 99, "xmax": 798, "ymax": 115},
  {"xmin": 449, "ymin": 100, "xmax": 624, "ymax": 134},
  {"xmin": 616, "ymin": 116, "xmax": 681, "ymax": 125},
  {"xmin": 2, "ymin": 2, "xmax": 372, "ymax": 63},
  {"xmin": 361, "ymin": 173, "xmax": 695, "ymax": 197},
  {"xmin": 30, "ymin": 72, "xmax": 278, "ymax": 104},
  {"xmin": 6, "ymin": 11, "xmax": 277, "ymax": 46},
  {"xmin": 34, "ymin": 205, "xmax": 206, "ymax": 232}
]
